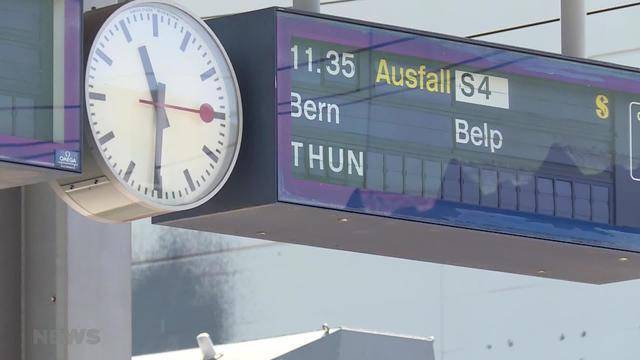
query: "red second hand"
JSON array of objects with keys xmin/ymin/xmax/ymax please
[{"xmin": 139, "ymin": 99, "xmax": 215, "ymax": 123}]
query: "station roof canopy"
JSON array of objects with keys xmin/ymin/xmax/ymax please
[{"xmin": 133, "ymin": 327, "xmax": 435, "ymax": 360}]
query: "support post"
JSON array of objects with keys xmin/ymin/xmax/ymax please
[
  {"xmin": 561, "ymin": 0, "xmax": 586, "ymax": 57},
  {"xmin": 23, "ymin": 183, "xmax": 132, "ymax": 360},
  {"xmin": 0, "ymin": 188, "xmax": 22, "ymax": 360},
  {"xmin": 292, "ymin": 0, "xmax": 320, "ymax": 13}
]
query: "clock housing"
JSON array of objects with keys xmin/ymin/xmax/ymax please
[{"xmin": 51, "ymin": 1, "xmax": 242, "ymax": 222}]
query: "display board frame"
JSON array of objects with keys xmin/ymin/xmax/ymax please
[
  {"xmin": 272, "ymin": 8, "xmax": 640, "ymax": 252},
  {"xmin": 155, "ymin": 8, "xmax": 640, "ymax": 283}
]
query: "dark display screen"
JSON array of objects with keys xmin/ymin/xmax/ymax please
[
  {"xmin": 0, "ymin": 0, "xmax": 81, "ymax": 171},
  {"xmin": 276, "ymin": 12, "xmax": 640, "ymax": 250}
]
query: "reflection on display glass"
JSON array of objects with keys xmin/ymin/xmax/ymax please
[
  {"xmin": 0, "ymin": 1, "xmax": 53, "ymax": 141},
  {"xmin": 0, "ymin": 0, "xmax": 81, "ymax": 171},
  {"xmin": 276, "ymin": 12, "xmax": 640, "ymax": 250}
]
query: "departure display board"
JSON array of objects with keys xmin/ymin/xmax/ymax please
[
  {"xmin": 0, "ymin": 0, "xmax": 82, "ymax": 172},
  {"xmin": 275, "ymin": 12, "xmax": 640, "ymax": 249}
]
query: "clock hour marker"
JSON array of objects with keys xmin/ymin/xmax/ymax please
[
  {"xmin": 98, "ymin": 131, "xmax": 115, "ymax": 145},
  {"xmin": 119, "ymin": 20, "xmax": 132, "ymax": 42},
  {"xmin": 95, "ymin": 48, "xmax": 113, "ymax": 66},
  {"xmin": 183, "ymin": 169, "xmax": 196, "ymax": 192},
  {"xmin": 123, "ymin": 161, "xmax": 136, "ymax": 182},
  {"xmin": 200, "ymin": 67, "xmax": 216, "ymax": 81},
  {"xmin": 202, "ymin": 145, "xmax": 219, "ymax": 163},
  {"xmin": 180, "ymin": 31, "xmax": 192, "ymax": 52},
  {"xmin": 89, "ymin": 92, "xmax": 106, "ymax": 101},
  {"xmin": 152, "ymin": 14, "xmax": 158, "ymax": 37}
]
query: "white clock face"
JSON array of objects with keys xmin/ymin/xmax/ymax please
[{"xmin": 86, "ymin": 1, "xmax": 241, "ymax": 209}]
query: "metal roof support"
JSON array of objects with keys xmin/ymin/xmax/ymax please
[
  {"xmin": 293, "ymin": 0, "xmax": 320, "ymax": 13},
  {"xmin": 561, "ymin": 0, "xmax": 586, "ymax": 57}
]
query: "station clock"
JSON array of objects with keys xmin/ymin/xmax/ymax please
[{"xmin": 52, "ymin": 0, "xmax": 242, "ymax": 222}]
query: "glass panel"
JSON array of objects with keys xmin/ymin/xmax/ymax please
[
  {"xmin": 0, "ymin": 1, "xmax": 53, "ymax": 141},
  {"xmin": 276, "ymin": 12, "xmax": 640, "ymax": 251},
  {"xmin": 0, "ymin": 0, "xmax": 81, "ymax": 171}
]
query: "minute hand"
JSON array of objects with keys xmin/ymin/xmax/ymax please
[
  {"xmin": 138, "ymin": 46, "xmax": 170, "ymax": 198},
  {"xmin": 153, "ymin": 83, "xmax": 170, "ymax": 198}
]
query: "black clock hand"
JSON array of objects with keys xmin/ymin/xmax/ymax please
[
  {"xmin": 138, "ymin": 45, "xmax": 159, "ymax": 103},
  {"xmin": 137, "ymin": 45, "xmax": 170, "ymax": 129},
  {"xmin": 153, "ymin": 82, "xmax": 170, "ymax": 198},
  {"xmin": 138, "ymin": 46, "xmax": 170, "ymax": 198}
]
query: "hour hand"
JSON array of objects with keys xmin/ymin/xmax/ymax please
[{"xmin": 138, "ymin": 45, "xmax": 158, "ymax": 102}]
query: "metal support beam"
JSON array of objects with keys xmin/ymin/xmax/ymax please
[
  {"xmin": 293, "ymin": 0, "xmax": 320, "ymax": 13},
  {"xmin": 23, "ymin": 183, "xmax": 132, "ymax": 360},
  {"xmin": 561, "ymin": 0, "xmax": 586, "ymax": 57},
  {"xmin": 0, "ymin": 188, "xmax": 21, "ymax": 360}
]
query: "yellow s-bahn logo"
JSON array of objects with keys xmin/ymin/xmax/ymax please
[{"xmin": 595, "ymin": 94, "xmax": 609, "ymax": 119}]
